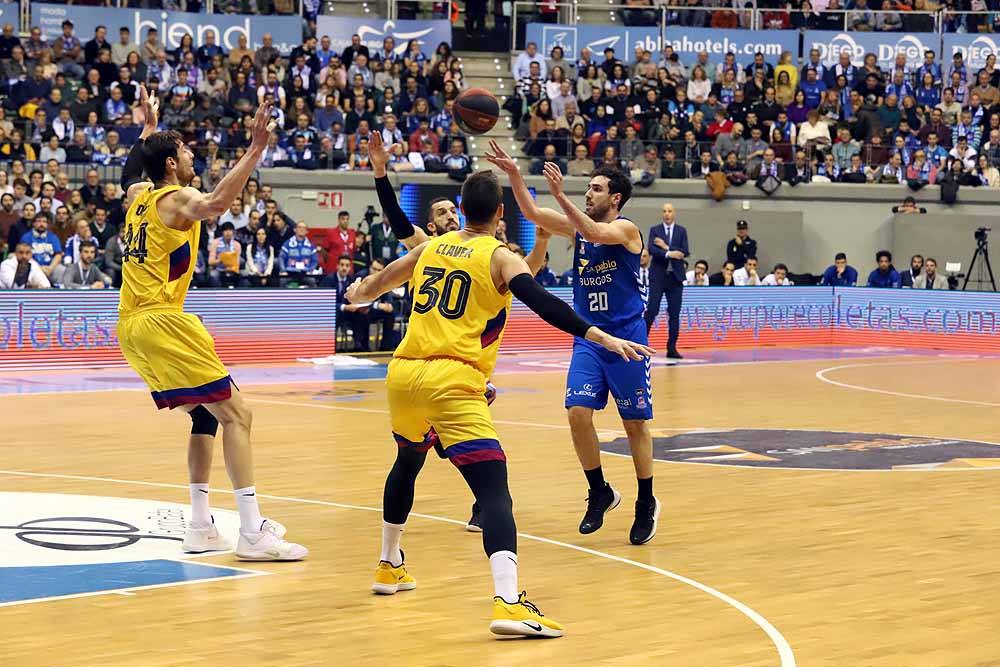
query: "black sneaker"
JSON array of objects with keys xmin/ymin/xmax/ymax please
[
  {"xmin": 579, "ymin": 484, "xmax": 621, "ymax": 534},
  {"xmin": 465, "ymin": 502, "xmax": 483, "ymax": 533},
  {"xmin": 629, "ymin": 497, "xmax": 661, "ymax": 545}
]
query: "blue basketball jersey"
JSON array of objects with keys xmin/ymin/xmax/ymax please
[{"xmin": 571, "ymin": 222, "xmax": 647, "ymax": 332}]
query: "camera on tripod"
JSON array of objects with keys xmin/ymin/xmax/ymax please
[
  {"xmin": 975, "ymin": 226, "xmax": 991, "ymax": 243},
  {"xmin": 964, "ymin": 226, "xmax": 997, "ymax": 291},
  {"xmin": 364, "ymin": 205, "xmax": 380, "ymax": 226}
]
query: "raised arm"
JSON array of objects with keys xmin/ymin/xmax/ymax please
[
  {"xmin": 523, "ymin": 224, "xmax": 551, "ymax": 276},
  {"xmin": 369, "ymin": 131, "xmax": 429, "ymax": 250},
  {"xmin": 346, "ymin": 242, "xmax": 428, "ymax": 304},
  {"xmin": 484, "ymin": 140, "xmax": 576, "ymax": 238},
  {"xmin": 492, "ymin": 245, "xmax": 655, "ymax": 362},
  {"xmin": 122, "ymin": 84, "xmax": 160, "ymax": 206},
  {"xmin": 543, "ymin": 162, "xmax": 642, "ymax": 251},
  {"xmin": 161, "ymin": 102, "xmax": 276, "ymax": 229}
]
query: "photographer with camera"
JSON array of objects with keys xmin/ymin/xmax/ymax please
[{"xmin": 0, "ymin": 242, "xmax": 51, "ymax": 289}]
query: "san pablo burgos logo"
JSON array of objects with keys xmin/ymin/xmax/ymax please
[
  {"xmin": 812, "ymin": 33, "xmax": 932, "ymax": 68},
  {"xmin": 0, "ymin": 492, "xmax": 240, "ymax": 567}
]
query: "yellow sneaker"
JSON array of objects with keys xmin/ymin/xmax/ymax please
[
  {"xmin": 489, "ymin": 592, "xmax": 564, "ymax": 638},
  {"xmin": 371, "ymin": 559, "xmax": 416, "ymax": 595}
]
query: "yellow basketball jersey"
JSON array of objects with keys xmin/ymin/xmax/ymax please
[
  {"xmin": 394, "ymin": 231, "xmax": 512, "ymax": 377},
  {"xmin": 118, "ymin": 184, "xmax": 201, "ymax": 317}
]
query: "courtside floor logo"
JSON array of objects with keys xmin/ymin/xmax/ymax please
[
  {"xmin": 601, "ymin": 429, "xmax": 1000, "ymax": 470},
  {"xmin": 0, "ymin": 493, "xmax": 261, "ymax": 605}
]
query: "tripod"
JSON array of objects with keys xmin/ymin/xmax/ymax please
[{"xmin": 962, "ymin": 236, "xmax": 997, "ymax": 291}]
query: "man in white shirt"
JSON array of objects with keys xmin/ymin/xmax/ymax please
[
  {"xmin": 0, "ymin": 242, "xmax": 51, "ymax": 289},
  {"xmin": 733, "ymin": 256, "xmax": 762, "ymax": 285},
  {"xmin": 949, "ymin": 136, "xmax": 977, "ymax": 170},
  {"xmin": 512, "ymin": 42, "xmax": 546, "ymax": 82},
  {"xmin": 761, "ymin": 263, "xmax": 794, "ymax": 286},
  {"xmin": 684, "ymin": 259, "xmax": 709, "ymax": 286},
  {"xmin": 219, "ymin": 196, "xmax": 249, "ymax": 230}
]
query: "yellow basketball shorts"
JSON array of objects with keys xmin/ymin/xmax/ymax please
[
  {"xmin": 386, "ymin": 357, "xmax": 505, "ymax": 466},
  {"xmin": 117, "ymin": 308, "xmax": 232, "ymax": 410}
]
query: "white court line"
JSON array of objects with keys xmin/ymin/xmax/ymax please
[
  {"xmin": 815, "ymin": 357, "xmax": 1000, "ymax": 407},
  {"xmin": 0, "ymin": 468, "xmax": 795, "ymax": 667}
]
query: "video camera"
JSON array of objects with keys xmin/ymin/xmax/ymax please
[{"xmin": 975, "ymin": 226, "xmax": 991, "ymax": 243}]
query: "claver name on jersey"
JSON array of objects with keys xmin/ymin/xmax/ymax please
[{"xmin": 435, "ymin": 244, "xmax": 474, "ymax": 259}]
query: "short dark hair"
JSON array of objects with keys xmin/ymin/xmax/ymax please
[
  {"xmin": 460, "ymin": 170, "xmax": 503, "ymax": 226},
  {"xmin": 425, "ymin": 196, "xmax": 451, "ymax": 226},
  {"xmin": 338, "ymin": 254, "xmax": 352, "ymax": 263},
  {"xmin": 746, "ymin": 255, "xmax": 758, "ymax": 262},
  {"xmin": 835, "ymin": 252, "xmax": 847, "ymax": 261},
  {"xmin": 911, "ymin": 254, "xmax": 923, "ymax": 262},
  {"xmin": 590, "ymin": 164, "xmax": 632, "ymax": 209},
  {"xmin": 337, "ymin": 210, "xmax": 349, "ymax": 218},
  {"xmin": 925, "ymin": 257, "xmax": 937, "ymax": 265},
  {"xmin": 695, "ymin": 259, "xmax": 708, "ymax": 270},
  {"xmin": 143, "ymin": 131, "xmax": 183, "ymax": 183},
  {"xmin": 876, "ymin": 250, "xmax": 892, "ymax": 262},
  {"xmin": 774, "ymin": 263, "xmax": 788, "ymax": 272}
]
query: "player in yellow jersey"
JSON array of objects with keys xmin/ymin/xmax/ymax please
[
  {"xmin": 347, "ymin": 170, "xmax": 654, "ymax": 637},
  {"xmin": 368, "ymin": 131, "xmax": 552, "ymax": 532},
  {"xmin": 117, "ymin": 86, "xmax": 306, "ymax": 561}
]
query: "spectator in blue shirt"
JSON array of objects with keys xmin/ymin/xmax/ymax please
[
  {"xmin": 821, "ymin": 252, "xmax": 858, "ymax": 286},
  {"xmin": 279, "ymin": 222, "xmax": 321, "ymax": 287},
  {"xmin": 534, "ymin": 252, "xmax": 558, "ymax": 287},
  {"xmin": 195, "ymin": 30, "xmax": 225, "ymax": 70},
  {"xmin": 800, "ymin": 68, "xmax": 827, "ymax": 109},
  {"xmin": 866, "ymin": 250, "xmax": 901, "ymax": 288},
  {"xmin": 443, "ymin": 138, "xmax": 472, "ymax": 180},
  {"xmin": 21, "ymin": 213, "xmax": 63, "ymax": 281}
]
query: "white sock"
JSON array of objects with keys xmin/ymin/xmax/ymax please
[
  {"xmin": 234, "ymin": 486, "xmax": 263, "ymax": 532},
  {"xmin": 489, "ymin": 550, "xmax": 519, "ymax": 604},
  {"xmin": 381, "ymin": 521, "xmax": 404, "ymax": 566},
  {"xmin": 189, "ymin": 483, "xmax": 211, "ymax": 527}
]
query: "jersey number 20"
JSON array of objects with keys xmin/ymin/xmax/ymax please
[
  {"xmin": 588, "ymin": 291, "xmax": 608, "ymax": 312},
  {"xmin": 414, "ymin": 267, "xmax": 472, "ymax": 319},
  {"xmin": 122, "ymin": 222, "xmax": 149, "ymax": 264}
]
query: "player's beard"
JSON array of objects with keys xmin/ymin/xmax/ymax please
[{"xmin": 588, "ymin": 199, "xmax": 612, "ymax": 221}]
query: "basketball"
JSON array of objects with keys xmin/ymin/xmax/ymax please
[{"xmin": 453, "ymin": 87, "xmax": 500, "ymax": 135}]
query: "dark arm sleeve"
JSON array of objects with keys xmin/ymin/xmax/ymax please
[
  {"xmin": 375, "ymin": 175, "xmax": 415, "ymax": 240},
  {"xmin": 120, "ymin": 138, "xmax": 145, "ymax": 190},
  {"xmin": 508, "ymin": 273, "xmax": 592, "ymax": 339}
]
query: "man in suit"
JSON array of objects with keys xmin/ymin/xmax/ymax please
[
  {"xmin": 900, "ymin": 254, "xmax": 923, "ymax": 288},
  {"xmin": 912, "ymin": 257, "xmax": 949, "ymax": 290},
  {"xmin": 644, "ymin": 203, "xmax": 689, "ymax": 359},
  {"xmin": 323, "ymin": 254, "xmax": 365, "ymax": 351}
]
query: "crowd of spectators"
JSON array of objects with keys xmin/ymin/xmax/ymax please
[
  {"xmin": 614, "ymin": 0, "xmax": 996, "ymax": 34},
  {"xmin": 510, "ymin": 40, "xmax": 1000, "ymax": 196}
]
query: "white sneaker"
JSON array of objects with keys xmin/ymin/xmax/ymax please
[
  {"xmin": 182, "ymin": 518, "xmax": 232, "ymax": 554},
  {"xmin": 235, "ymin": 519, "xmax": 308, "ymax": 561}
]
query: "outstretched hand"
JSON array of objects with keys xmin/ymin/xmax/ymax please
[
  {"xmin": 139, "ymin": 84, "xmax": 159, "ymax": 138},
  {"xmin": 599, "ymin": 333, "xmax": 656, "ymax": 362},
  {"xmin": 369, "ymin": 131, "xmax": 400, "ymax": 177},
  {"xmin": 542, "ymin": 161, "xmax": 564, "ymax": 197},
  {"xmin": 250, "ymin": 101, "xmax": 277, "ymax": 149},
  {"xmin": 483, "ymin": 139, "xmax": 518, "ymax": 176}
]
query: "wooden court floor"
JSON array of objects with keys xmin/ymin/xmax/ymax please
[{"xmin": 2, "ymin": 353, "xmax": 999, "ymax": 667}]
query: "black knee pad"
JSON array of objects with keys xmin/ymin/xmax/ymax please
[{"xmin": 190, "ymin": 405, "xmax": 219, "ymax": 437}]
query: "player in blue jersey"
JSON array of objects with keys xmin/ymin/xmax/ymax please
[{"xmin": 486, "ymin": 142, "xmax": 659, "ymax": 545}]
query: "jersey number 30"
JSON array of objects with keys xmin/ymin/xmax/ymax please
[
  {"xmin": 122, "ymin": 222, "xmax": 149, "ymax": 264},
  {"xmin": 414, "ymin": 267, "xmax": 472, "ymax": 319}
]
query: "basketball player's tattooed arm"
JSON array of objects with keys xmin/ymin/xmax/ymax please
[
  {"xmin": 122, "ymin": 84, "xmax": 160, "ymax": 206},
  {"xmin": 494, "ymin": 247, "xmax": 656, "ymax": 361},
  {"xmin": 369, "ymin": 131, "xmax": 430, "ymax": 250},
  {"xmin": 542, "ymin": 162, "xmax": 643, "ymax": 253},
  {"xmin": 484, "ymin": 140, "xmax": 576, "ymax": 238},
  {"xmin": 166, "ymin": 102, "xmax": 276, "ymax": 228},
  {"xmin": 347, "ymin": 242, "xmax": 429, "ymax": 304}
]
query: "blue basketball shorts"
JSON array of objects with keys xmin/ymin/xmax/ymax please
[{"xmin": 564, "ymin": 319, "xmax": 652, "ymax": 421}]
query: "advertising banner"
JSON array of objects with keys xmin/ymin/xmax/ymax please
[
  {"xmin": 662, "ymin": 26, "xmax": 798, "ymax": 62},
  {"xmin": 32, "ymin": 3, "xmax": 303, "ymax": 53},
  {"xmin": 805, "ymin": 30, "xmax": 940, "ymax": 71},
  {"xmin": 524, "ymin": 23, "xmax": 659, "ymax": 63},
  {"xmin": 0, "ymin": 290, "xmax": 337, "ymax": 371},
  {"xmin": 316, "ymin": 17, "xmax": 452, "ymax": 58},
  {"xmin": 943, "ymin": 33, "xmax": 1000, "ymax": 72}
]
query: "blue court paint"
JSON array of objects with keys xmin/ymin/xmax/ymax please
[{"xmin": 0, "ymin": 559, "xmax": 250, "ymax": 604}]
